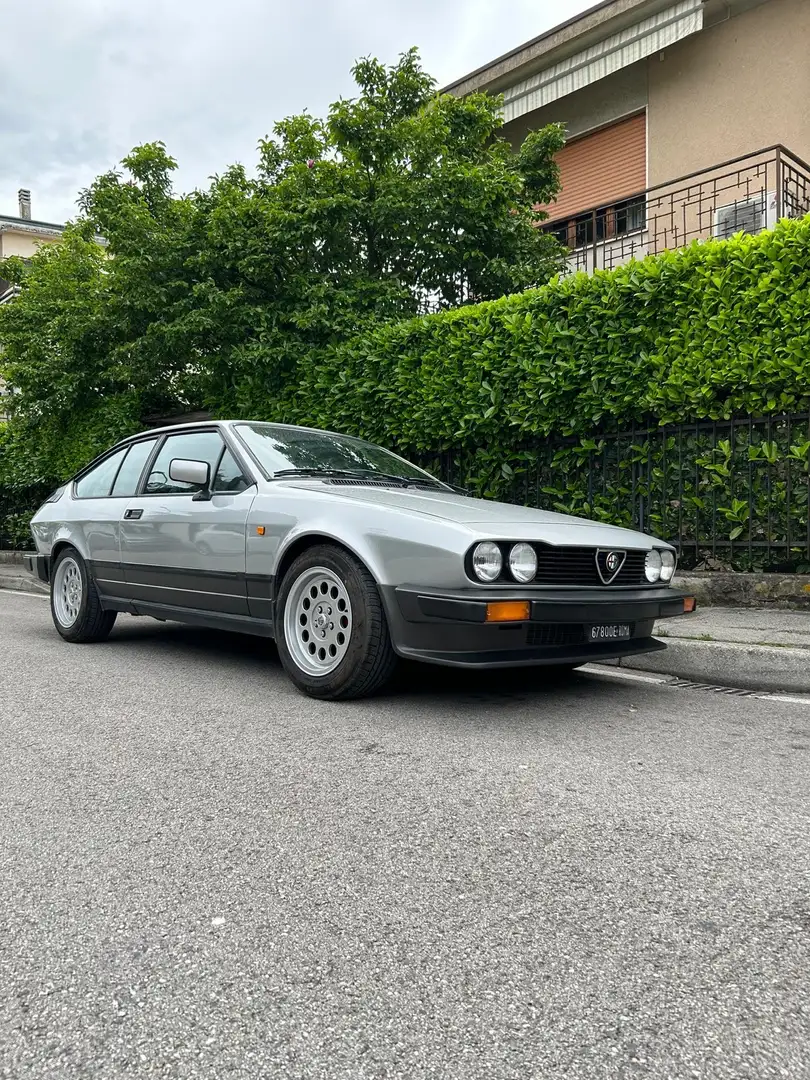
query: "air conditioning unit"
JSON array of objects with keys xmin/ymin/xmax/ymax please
[{"xmin": 713, "ymin": 191, "xmax": 777, "ymax": 239}]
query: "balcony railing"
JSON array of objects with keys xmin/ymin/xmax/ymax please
[{"xmin": 544, "ymin": 145, "xmax": 810, "ymax": 275}]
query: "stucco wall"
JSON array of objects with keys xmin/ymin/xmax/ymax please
[
  {"xmin": 0, "ymin": 231, "xmax": 60, "ymax": 259},
  {"xmin": 648, "ymin": 0, "xmax": 810, "ymax": 184}
]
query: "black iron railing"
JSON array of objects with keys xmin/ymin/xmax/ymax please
[
  {"xmin": 545, "ymin": 145, "xmax": 810, "ymax": 275},
  {"xmin": 417, "ymin": 412, "xmax": 810, "ymax": 573},
  {"xmin": 4, "ymin": 415, "xmax": 810, "ymax": 572}
]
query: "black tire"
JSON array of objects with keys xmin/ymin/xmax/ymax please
[
  {"xmin": 275, "ymin": 544, "xmax": 398, "ymax": 700},
  {"xmin": 50, "ymin": 546, "xmax": 117, "ymax": 644}
]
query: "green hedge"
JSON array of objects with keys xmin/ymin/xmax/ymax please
[
  {"xmin": 284, "ymin": 217, "xmax": 810, "ymax": 448},
  {"xmin": 4, "ymin": 219, "xmax": 810, "ymax": 567},
  {"xmin": 274, "ymin": 218, "xmax": 810, "ymax": 569}
]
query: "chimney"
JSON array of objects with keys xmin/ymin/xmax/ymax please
[{"xmin": 18, "ymin": 189, "xmax": 31, "ymax": 220}]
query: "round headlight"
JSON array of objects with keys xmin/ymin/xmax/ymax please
[
  {"xmin": 509, "ymin": 543, "xmax": 537, "ymax": 583},
  {"xmin": 472, "ymin": 541, "xmax": 503, "ymax": 582},
  {"xmin": 660, "ymin": 550, "xmax": 676, "ymax": 582},
  {"xmin": 644, "ymin": 549, "xmax": 663, "ymax": 583}
]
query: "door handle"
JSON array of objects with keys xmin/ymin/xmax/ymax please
[{"xmin": 123, "ymin": 508, "xmax": 143, "ymax": 520}]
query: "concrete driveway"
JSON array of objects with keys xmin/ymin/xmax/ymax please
[{"xmin": 2, "ymin": 591, "xmax": 810, "ymax": 1079}]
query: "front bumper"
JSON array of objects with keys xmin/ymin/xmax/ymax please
[
  {"xmin": 381, "ymin": 584, "xmax": 692, "ymax": 669},
  {"xmin": 23, "ymin": 553, "xmax": 50, "ymax": 584}
]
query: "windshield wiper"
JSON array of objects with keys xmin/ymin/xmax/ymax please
[
  {"xmin": 271, "ymin": 467, "xmax": 447, "ymax": 488},
  {"xmin": 364, "ymin": 472, "xmax": 448, "ymax": 488},
  {"xmin": 272, "ymin": 468, "xmax": 368, "ymax": 479}
]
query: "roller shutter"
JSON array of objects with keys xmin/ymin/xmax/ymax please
[{"xmin": 543, "ymin": 112, "xmax": 647, "ymax": 223}]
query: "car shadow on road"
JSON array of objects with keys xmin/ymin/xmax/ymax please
[{"xmin": 103, "ymin": 616, "xmax": 627, "ymax": 707}]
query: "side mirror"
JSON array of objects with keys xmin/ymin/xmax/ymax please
[{"xmin": 169, "ymin": 458, "xmax": 211, "ymax": 500}]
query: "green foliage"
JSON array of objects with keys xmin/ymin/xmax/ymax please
[
  {"xmin": 3, "ymin": 43, "xmax": 810, "ymax": 572},
  {"xmin": 0, "ymin": 48, "xmax": 565, "ymax": 497},
  {"xmin": 412, "ymin": 419, "xmax": 809, "ymax": 572},
  {"xmin": 282, "ymin": 217, "xmax": 810, "ymax": 448},
  {"xmin": 272, "ymin": 216, "xmax": 810, "ymax": 570}
]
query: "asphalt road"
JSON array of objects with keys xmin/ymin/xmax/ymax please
[{"xmin": 2, "ymin": 591, "xmax": 810, "ymax": 1080}]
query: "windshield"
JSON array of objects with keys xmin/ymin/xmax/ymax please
[{"xmin": 234, "ymin": 423, "xmax": 445, "ymax": 484}]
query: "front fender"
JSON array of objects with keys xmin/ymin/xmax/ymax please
[{"xmin": 245, "ymin": 489, "xmax": 474, "ymax": 589}]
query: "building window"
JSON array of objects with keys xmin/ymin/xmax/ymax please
[{"xmin": 547, "ymin": 196, "xmax": 646, "ymax": 250}]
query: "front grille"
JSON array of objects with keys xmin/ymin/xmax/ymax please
[
  {"xmin": 533, "ymin": 546, "xmax": 647, "ymax": 587},
  {"xmin": 527, "ymin": 624, "xmax": 587, "ymax": 648},
  {"xmin": 467, "ymin": 542, "xmax": 650, "ymax": 587}
]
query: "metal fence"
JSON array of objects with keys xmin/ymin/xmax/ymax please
[
  {"xmin": 545, "ymin": 145, "xmax": 810, "ymax": 275},
  {"xmin": 418, "ymin": 413, "xmax": 810, "ymax": 573},
  {"xmin": 3, "ymin": 414, "xmax": 810, "ymax": 572}
]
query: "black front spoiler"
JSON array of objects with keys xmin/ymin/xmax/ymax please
[
  {"xmin": 393, "ymin": 635, "xmax": 667, "ymax": 669},
  {"xmin": 381, "ymin": 584, "xmax": 691, "ymax": 670}
]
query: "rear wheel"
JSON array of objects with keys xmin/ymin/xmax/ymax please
[
  {"xmin": 276, "ymin": 544, "xmax": 397, "ymax": 700},
  {"xmin": 50, "ymin": 547, "xmax": 117, "ymax": 643}
]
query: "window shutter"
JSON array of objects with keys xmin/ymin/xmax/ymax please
[{"xmin": 541, "ymin": 112, "xmax": 647, "ymax": 223}]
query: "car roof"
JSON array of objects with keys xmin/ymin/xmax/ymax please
[{"xmin": 116, "ymin": 419, "xmax": 363, "ymax": 446}]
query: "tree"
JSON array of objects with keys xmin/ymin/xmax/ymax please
[{"xmin": 0, "ymin": 47, "xmax": 565, "ymax": 481}]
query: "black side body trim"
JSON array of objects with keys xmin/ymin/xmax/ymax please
[
  {"xmin": 91, "ymin": 560, "xmax": 276, "ymax": 622},
  {"xmin": 96, "ymin": 597, "xmax": 276, "ymax": 638}
]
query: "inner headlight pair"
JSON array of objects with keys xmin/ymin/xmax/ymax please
[
  {"xmin": 646, "ymin": 549, "xmax": 676, "ymax": 583},
  {"xmin": 472, "ymin": 541, "xmax": 536, "ymax": 583}
]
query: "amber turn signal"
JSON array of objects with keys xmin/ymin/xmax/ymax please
[
  {"xmin": 683, "ymin": 596, "xmax": 697, "ymax": 613},
  {"xmin": 256, "ymin": 526, "xmax": 266, "ymax": 536},
  {"xmin": 486, "ymin": 601, "xmax": 530, "ymax": 623}
]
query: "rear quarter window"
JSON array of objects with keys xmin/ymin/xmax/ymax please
[{"xmin": 74, "ymin": 448, "xmax": 128, "ymax": 499}]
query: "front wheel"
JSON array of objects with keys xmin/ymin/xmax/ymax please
[
  {"xmin": 50, "ymin": 547, "xmax": 117, "ymax": 643},
  {"xmin": 275, "ymin": 544, "xmax": 397, "ymax": 700}
]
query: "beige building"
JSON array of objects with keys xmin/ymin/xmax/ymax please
[
  {"xmin": 445, "ymin": 0, "xmax": 810, "ymax": 271},
  {"xmin": 0, "ymin": 191, "xmax": 66, "ymax": 417},
  {"xmin": 0, "ymin": 190, "xmax": 65, "ymax": 305}
]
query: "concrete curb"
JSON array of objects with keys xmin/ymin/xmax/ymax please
[
  {"xmin": 0, "ymin": 551, "xmax": 29, "ymax": 565},
  {"xmin": 0, "ymin": 567, "xmax": 48, "ymax": 595},
  {"xmin": 674, "ymin": 571, "xmax": 810, "ymax": 609},
  {"xmin": 619, "ymin": 637, "xmax": 810, "ymax": 696}
]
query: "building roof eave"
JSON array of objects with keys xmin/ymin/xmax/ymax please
[{"xmin": 441, "ymin": 0, "xmax": 692, "ymax": 97}]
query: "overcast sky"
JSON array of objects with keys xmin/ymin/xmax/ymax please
[{"xmin": 0, "ymin": 0, "xmax": 592, "ymax": 225}]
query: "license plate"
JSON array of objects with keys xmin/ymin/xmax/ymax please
[{"xmin": 588, "ymin": 623, "xmax": 631, "ymax": 642}]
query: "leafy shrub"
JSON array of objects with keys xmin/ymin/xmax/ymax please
[
  {"xmin": 5, "ymin": 218, "xmax": 810, "ymax": 568},
  {"xmin": 284, "ymin": 218, "xmax": 810, "ymax": 447},
  {"xmin": 272, "ymin": 217, "xmax": 810, "ymax": 568}
]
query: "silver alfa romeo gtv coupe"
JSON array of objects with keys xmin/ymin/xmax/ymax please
[{"xmin": 26, "ymin": 420, "xmax": 694, "ymax": 699}]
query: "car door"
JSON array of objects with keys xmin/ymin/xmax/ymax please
[
  {"xmin": 68, "ymin": 438, "xmax": 160, "ymax": 591},
  {"xmin": 119, "ymin": 430, "xmax": 256, "ymax": 616}
]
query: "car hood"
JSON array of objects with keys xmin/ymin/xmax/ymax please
[{"xmin": 287, "ymin": 481, "xmax": 665, "ymax": 548}]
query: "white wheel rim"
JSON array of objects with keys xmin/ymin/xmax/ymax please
[
  {"xmin": 284, "ymin": 566, "xmax": 353, "ymax": 676},
  {"xmin": 53, "ymin": 557, "xmax": 83, "ymax": 627}
]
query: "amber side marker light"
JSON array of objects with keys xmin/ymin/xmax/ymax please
[
  {"xmin": 256, "ymin": 526, "xmax": 266, "ymax": 536},
  {"xmin": 683, "ymin": 596, "xmax": 697, "ymax": 613},
  {"xmin": 486, "ymin": 601, "xmax": 531, "ymax": 623}
]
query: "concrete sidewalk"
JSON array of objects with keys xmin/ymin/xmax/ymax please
[
  {"xmin": 0, "ymin": 555, "xmax": 47, "ymax": 595},
  {"xmin": 619, "ymin": 607, "xmax": 810, "ymax": 695}
]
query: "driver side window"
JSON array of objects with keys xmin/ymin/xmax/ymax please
[{"xmin": 144, "ymin": 432, "xmax": 225, "ymax": 495}]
